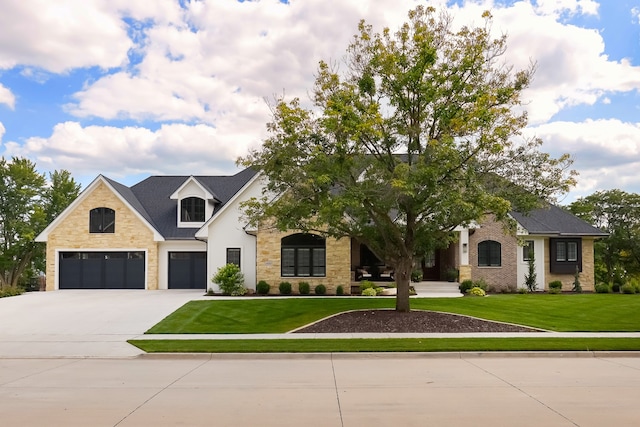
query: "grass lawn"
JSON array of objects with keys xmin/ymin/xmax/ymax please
[
  {"xmin": 129, "ymin": 337, "xmax": 640, "ymax": 353},
  {"xmin": 146, "ymin": 294, "xmax": 640, "ymax": 334}
]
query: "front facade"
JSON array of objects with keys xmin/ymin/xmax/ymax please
[{"xmin": 38, "ymin": 169, "xmax": 605, "ymax": 293}]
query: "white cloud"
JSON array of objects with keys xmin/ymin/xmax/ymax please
[
  {"xmin": 0, "ymin": 83, "xmax": 15, "ymax": 109},
  {"xmin": 0, "ymin": 122, "xmax": 5, "ymax": 143},
  {"xmin": 532, "ymin": 0, "xmax": 599, "ymax": 17}
]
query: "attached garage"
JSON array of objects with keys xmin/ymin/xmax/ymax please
[
  {"xmin": 59, "ymin": 251, "xmax": 145, "ymax": 289},
  {"xmin": 168, "ymin": 252, "xmax": 207, "ymax": 289}
]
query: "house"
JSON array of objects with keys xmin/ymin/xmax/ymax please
[
  {"xmin": 36, "ymin": 168, "xmax": 263, "ymax": 290},
  {"xmin": 37, "ymin": 168, "xmax": 606, "ymax": 292}
]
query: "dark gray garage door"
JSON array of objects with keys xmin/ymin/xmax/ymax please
[
  {"xmin": 59, "ymin": 251, "xmax": 145, "ymax": 289},
  {"xmin": 169, "ymin": 252, "xmax": 206, "ymax": 289}
]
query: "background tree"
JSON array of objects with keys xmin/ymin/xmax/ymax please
[
  {"xmin": 0, "ymin": 157, "xmax": 80, "ymax": 289},
  {"xmin": 240, "ymin": 7, "xmax": 575, "ymax": 312},
  {"xmin": 569, "ymin": 189, "xmax": 640, "ymax": 284}
]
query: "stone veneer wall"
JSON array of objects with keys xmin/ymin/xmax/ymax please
[
  {"xmin": 544, "ymin": 237, "xmax": 595, "ymax": 292},
  {"xmin": 44, "ymin": 181, "xmax": 159, "ymax": 290},
  {"xmin": 468, "ymin": 215, "xmax": 518, "ymax": 291},
  {"xmin": 256, "ymin": 227, "xmax": 352, "ymax": 294}
]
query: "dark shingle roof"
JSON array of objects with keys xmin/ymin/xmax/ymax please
[
  {"xmin": 511, "ymin": 204, "xmax": 607, "ymax": 237},
  {"xmin": 106, "ymin": 168, "xmax": 257, "ymax": 240}
]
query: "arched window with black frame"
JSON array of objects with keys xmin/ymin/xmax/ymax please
[
  {"xmin": 281, "ymin": 233, "xmax": 326, "ymax": 277},
  {"xmin": 89, "ymin": 207, "xmax": 115, "ymax": 233},
  {"xmin": 181, "ymin": 197, "xmax": 205, "ymax": 222},
  {"xmin": 478, "ymin": 240, "xmax": 501, "ymax": 267}
]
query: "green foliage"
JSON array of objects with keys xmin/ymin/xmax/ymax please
[
  {"xmin": 211, "ymin": 264, "xmax": 247, "ymax": 296},
  {"xmin": 0, "ymin": 157, "xmax": 80, "ymax": 289},
  {"xmin": 360, "ymin": 280, "xmax": 375, "ymax": 291},
  {"xmin": 621, "ymin": 284, "xmax": 636, "ymax": 294},
  {"xmin": 256, "ymin": 280, "xmax": 271, "ymax": 295},
  {"xmin": 569, "ymin": 190, "xmax": 640, "ymax": 284},
  {"xmin": 548, "ymin": 280, "xmax": 563, "ymax": 294},
  {"xmin": 411, "ymin": 270, "xmax": 423, "ymax": 282},
  {"xmin": 445, "ymin": 268, "xmax": 459, "ymax": 282},
  {"xmin": 473, "ymin": 278, "xmax": 489, "ymax": 292},
  {"xmin": 314, "ymin": 284, "xmax": 327, "ymax": 295},
  {"xmin": 239, "ymin": 6, "xmax": 575, "ymax": 313},
  {"xmin": 612, "ymin": 283, "xmax": 621, "ymax": 293},
  {"xmin": 298, "ymin": 281, "xmax": 310, "ymax": 295},
  {"xmin": 336, "ymin": 285, "xmax": 344, "ymax": 296},
  {"xmin": 0, "ymin": 286, "xmax": 24, "ymax": 298},
  {"xmin": 459, "ymin": 280, "xmax": 474, "ymax": 294},
  {"xmin": 518, "ymin": 287, "xmax": 529, "ymax": 294},
  {"xmin": 361, "ymin": 288, "xmax": 377, "ymax": 296},
  {"xmin": 278, "ymin": 281, "xmax": 292, "ymax": 295},
  {"xmin": 468, "ymin": 287, "xmax": 486, "ymax": 297},
  {"xmin": 572, "ymin": 266, "xmax": 582, "ymax": 293},
  {"xmin": 524, "ymin": 250, "xmax": 537, "ymax": 292},
  {"xmin": 594, "ymin": 283, "xmax": 610, "ymax": 294},
  {"xmin": 630, "ymin": 278, "xmax": 640, "ymax": 294}
]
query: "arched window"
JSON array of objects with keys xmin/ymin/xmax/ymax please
[
  {"xmin": 478, "ymin": 240, "xmax": 501, "ymax": 267},
  {"xmin": 90, "ymin": 207, "xmax": 115, "ymax": 233},
  {"xmin": 181, "ymin": 197, "xmax": 205, "ymax": 222},
  {"xmin": 281, "ymin": 233, "xmax": 326, "ymax": 277}
]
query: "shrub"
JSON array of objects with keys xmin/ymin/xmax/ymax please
[
  {"xmin": 630, "ymin": 278, "xmax": 640, "ymax": 293},
  {"xmin": 374, "ymin": 286, "xmax": 384, "ymax": 295},
  {"xmin": 468, "ymin": 286, "xmax": 486, "ymax": 297},
  {"xmin": 612, "ymin": 283, "xmax": 621, "ymax": 293},
  {"xmin": 473, "ymin": 278, "xmax": 489, "ymax": 291},
  {"xmin": 459, "ymin": 279, "xmax": 474, "ymax": 294},
  {"xmin": 572, "ymin": 266, "xmax": 582, "ymax": 293},
  {"xmin": 411, "ymin": 270, "xmax": 423, "ymax": 282},
  {"xmin": 361, "ymin": 288, "xmax": 377, "ymax": 296},
  {"xmin": 206, "ymin": 288, "xmax": 215, "ymax": 296},
  {"xmin": 314, "ymin": 284, "xmax": 327, "ymax": 295},
  {"xmin": 0, "ymin": 287, "xmax": 24, "ymax": 298},
  {"xmin": 298, "ymin": 281, "xmax": 310, "ymax": 295},
  {"xmin": 336, "ymin": 285, "xmax": 344, "ymax": 296},
  {"xmin": 548, "ymin": 280, "xmax": 562, "ymax": 294},
  {"xmin": 278, "ymin": 281, "xmax": 292, "ymax": 295},
  {"xmin": 621, "ymin": 283, "xmax": 636, "ymax": 294},
  {"xmin": 524, "ymin": 250, "xmax": 537, "ymax": 292},
  {"xmin": 256, "ymin": 280, "xmax": 270, "ymax": 295},
  {"xmin": 518, "ymin": 287, "xmax": 529, "ymax": 294},
  {"xmin": 360, "ymin": 280, "xmax": 375, "ymax": 290},
  {"xmin": 594, "ymin": 283, "xmax": 610, "ymax": 293},
  {"xmin": 212, "ymin": 263, "xmax": 246, "ymax": 296}
]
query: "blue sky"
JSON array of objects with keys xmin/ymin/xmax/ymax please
[{"xmin": 0, "ymin": 0, "xmax": 639, "ymax": 204}]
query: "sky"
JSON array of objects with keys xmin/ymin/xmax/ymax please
[{"xmin": 0, "ymin": 0, "xmax": 639, "ymax": 205}]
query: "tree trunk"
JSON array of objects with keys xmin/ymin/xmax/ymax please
[{"xmin": 395, "ymin": 257, "xmax": 413, "ymax": 313}]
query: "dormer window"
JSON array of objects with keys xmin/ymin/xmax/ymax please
[
  {"xmin": 90, "ymin": 207, "xmax": 115, "ymax": 233},
  {"xmin": 181, "ymin": 197, "xmax": 205, "ymax": 222}
]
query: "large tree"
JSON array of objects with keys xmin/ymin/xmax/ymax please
[
  {"xmin": 240, "ymin": 7, "xmax": 575, "ymax": 312},
  {"xmin": 569, "ymin": 189, "xmax": 640, "ymax": 284},
  {"xmin": 0, "ymin": 157, "xmax": 80, "ymax": 289}
]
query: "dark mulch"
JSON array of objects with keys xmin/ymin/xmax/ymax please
[{"xmin": 293, "ymin": 310, "xmax": 543, "ymax": 333}]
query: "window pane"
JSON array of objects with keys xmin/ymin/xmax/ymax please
[
  {"xmin": 226, "ymin": 248, "xmax": 241, "ymax": 267},
  {"xmin": 312, "ymin": 248, "xmax": 326, "ymax": 276},
  {"xmin": 556, "ymin": 242, "xmax": 566, "ymax": 261},
  {"xmin": 567, "ymin": 242, "xmax": 578, "ymax": 262},
  {"xmin": 181, "ymin": 197, "xmax": 205, "ymax": 222},
  {"xmin": 103, "ymin": 208, "xmax": 115, "ymax": 233},
  {"xmin": 297, "ymin": 248, "xmax": 311, "ymax": 276},
  {"xmin": 489, "ymin": 242, "xmax": 501, "ymax": 266},
  {"xmin": 523, "ymin": 241, "xmax": 534, "ymax": 261},
  {"xmin": 281, "ymin": 248, "xmax": 295, "ymax": 277}
]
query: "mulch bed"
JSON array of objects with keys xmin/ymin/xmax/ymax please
[{"xmin": 293, "ymin": 309, "xmax": 543, "ymax": 333}]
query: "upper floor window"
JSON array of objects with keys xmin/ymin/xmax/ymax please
[
  {"xmin": 90, "ymin": 207, "xmax": 115, "ymax": 233},
  {"xmin": 281, "ymin": 233, "xmax": 326, "ymax": 277},
  {"xmin": 478, "ymin": 240, "xmax": 501, "ymax": 267},
  {"xmin": 550, "ymin": 238, "xmax": 582, "ymax": 274},
  {"xmin": 523, "ymin": 240, "xmax": 534, "ymax": 261},
  {"xmin": 181, "ymin": 197, "xmax": 205, "ymax": 222}
]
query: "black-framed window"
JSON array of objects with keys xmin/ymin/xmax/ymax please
[
  {"xmin": 281, "ymin": 233, "xmax": 326, "ymax": 277},
  {"xmin": 478, "ymin": 240, "xmax": 501, "ymax": 267},
  {"xmin": 181, "ymin": 197, "xmax": 205, "ymax": 222},
  {"xmin": 550, "ymin": 238, "xmax": 582, "ymax": 273},
  {"xmin": 523, "ymin": 240, "xmax": 534, "ymax": 261},
  {"xmin": 226, "ymin": 248, "xmax": 241, "ymax": 268},
  {"xmin": 89, "ymin": 207, "xmax": 115, "ymax": 233}
]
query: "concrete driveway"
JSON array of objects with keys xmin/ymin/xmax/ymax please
[{"xmin": 0, "ymin": 290, "xmax": 208, "ymax": 358}]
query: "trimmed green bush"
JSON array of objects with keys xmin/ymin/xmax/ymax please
[
  {"xmin": 411, "ymin": 270, "xmax": 423, "ymax": 282},
  {"xmin": 360, "ymin": 280, "xmax": 375, "ymax": 290},
  {"xmin": 374, "ymin": 286, "xmax": 384, "ymax": 295},
  {"xmin": 212, "ymin": 263, "xmax": 246, "ymax": 296},
  {"xmin": 548, "ymin": 281, "xmax": 563, "ymax": 293},
  {"xmin": 621, "ymin": 284, "xmax": 636, "ymax": 294},
  {"xmin": 336, "ymin": 285, "xmax": 344, "ymax": 296},
  {"xmin": 473, "ymin": 278, "xmax": 489, "ymax": 291},
  {"xmin": 0, "ymin": 287, "xmax": 24, "ymax": 298},
  {"xmin": 278, "ymin": 281, "xmax": 292, "ymax": 295},
  {"xmin": 298, "ymin": 281, "xmax": 310, "ymax": 295},
  {"xmin": 594, "ymin": 283, "xmax": 610, "ymax": 294},
  {"xmin": 459, "ymin": 279, "xmax": 474, "ymax": 294},
  {"xmin": 314, "ymin": 284, "xmax": 327, "ymax": 295},
  {"xmin": 361, "ymin": 288, "xmax": 377, "ymax": 296},
  {"xmin": 256, "ymin": 280, "xmax": 270, "ymax": 295},
  {"xmin": 468, "ymin": 286, "xmax": 486, "ymax": 297}
]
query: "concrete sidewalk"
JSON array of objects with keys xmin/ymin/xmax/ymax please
[{"xmin": 1, "ymin": 356, "xmax": 640, "ymax": 426}]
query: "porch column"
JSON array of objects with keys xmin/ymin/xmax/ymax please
[{"xmin": 458, "ymin": 228, "xmax": 472, "ymax": 282}]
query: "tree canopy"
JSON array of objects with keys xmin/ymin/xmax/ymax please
[
  {"xmin": 569, "ymin": 189, "xmax": 640, "ymax": 284},
  {"xmin": 0, "ymin": 157, "xmax": 80, "ymax": 289},
  {"xmin": 240, "ymin": 7, "xmax": 576, "ymax": 311}
]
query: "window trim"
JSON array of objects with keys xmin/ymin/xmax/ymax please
[
  {"xmin": 180, "ymin": 197, "xmax": 205, "ymax": 223},
  {"xmin": 281, "ymin": 233, "xmax": 326, "ymax": 277},
  {"xmin": 89, "ymin": 207, "xmax": 115, "ymax": 233},
  {"xmin": 478, "ymin": 240, "xmax": 501, "ymax": 267}
]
